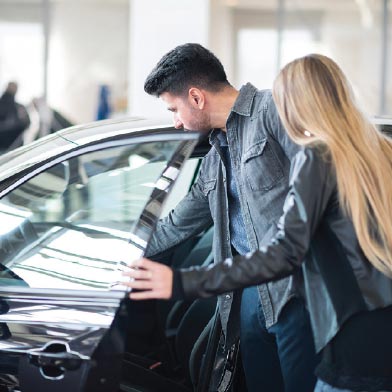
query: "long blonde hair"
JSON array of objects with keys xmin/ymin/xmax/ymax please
[{"xmin": 272, "ymin": 54, "xmax": 392, "ymax": 277}]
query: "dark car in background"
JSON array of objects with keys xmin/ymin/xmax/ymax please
[{"xmin": 374, "ymin": 116, "xmax": 392, "ymax": 137}]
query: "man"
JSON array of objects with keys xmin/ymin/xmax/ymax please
[
  {"xmin": 125, "ymin": 43, "xmax": 317, "ymax": 391},
  {"xmin": 0, "ymin": 81, "xmax": 30, "ymax": 152}
]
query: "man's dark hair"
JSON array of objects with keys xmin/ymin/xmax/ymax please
[{"xmin": 144, "ymin": 43, "xmax": 229, "ymax": 97}]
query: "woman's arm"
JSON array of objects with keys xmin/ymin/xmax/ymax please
[{"xmin": 125, "ymin": 147, "xmax": 336, "ymax": 300}]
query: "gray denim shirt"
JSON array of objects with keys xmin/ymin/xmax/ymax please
[{"xmin": 147, "ymin": 83, "xmax": 302, "ymax": 336}]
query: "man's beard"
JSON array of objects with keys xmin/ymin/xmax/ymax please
[{"xmin": 185, "ymin": 107, "xmax": 211, "ymax": 134}]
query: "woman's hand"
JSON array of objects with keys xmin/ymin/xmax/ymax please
[{"xmin": 122, "ymin": 258, "xmax": 173, "ymax": 300}]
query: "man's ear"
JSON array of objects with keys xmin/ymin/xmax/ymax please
[{"xmin": 188, "ymin": 88, "xmax": 205, "ymax": 110}]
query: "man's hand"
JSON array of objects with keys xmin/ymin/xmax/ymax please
[{"xmin": 122, "ymin": 257, "xmax": 173, "ymax": 300}]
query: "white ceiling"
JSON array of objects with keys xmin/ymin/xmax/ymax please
[
  {"xmin": 0, "ymin": 0, "xmax": 128, "ymax": 4},
  {"xmin": 0, "ymin": 0, "xmax": 384, "ymax": 12}
]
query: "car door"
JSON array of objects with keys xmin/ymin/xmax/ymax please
[{"xmin": 0, "ymin": 130, "xmax": 199, "ymax": 392}]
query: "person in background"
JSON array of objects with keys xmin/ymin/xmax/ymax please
[
  {"xmin": 96, "ymin": 84, "xmax": 111, "ymax": 121},
  {"xmin": 126, "ymin": 43, "xmax": 318, "ymax": 392},
  {"xmin": 125, "ymin": 53, "xmax": 392, "ymax": 391},
  {"xmin": 0, "ymin": 81, "xmax": 30, "ymax": 152}
]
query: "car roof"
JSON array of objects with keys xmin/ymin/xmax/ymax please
[
  {"xmin": 372, "ymin": 116, "xmax": 392, "ymax": 126},
  {"xmin": 0, "ymin": 117, "xmax": 198, "ymax": 183},
  {"xmin": 57, "ymin": 116, "xmax": 172, "ymax": 144}
]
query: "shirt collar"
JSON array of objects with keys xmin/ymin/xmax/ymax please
[
  {"xmin": 209, "ymin": 129, "xmax": 224, "ymax": 147},
  {"xmin": 231, "ymin": 82, "xmax": 257, "ymax": 117},
  {"xmin": 208, "ymin": 82, "xmax": 258, "ymax": 145},
  {"xmin": 216, "ymin": 130, "xmax": 228, "ymax": 147}
]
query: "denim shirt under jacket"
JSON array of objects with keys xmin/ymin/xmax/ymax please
[{"xmin": 146, "ymin": 83, "xmax": 302, "ymax": 340}]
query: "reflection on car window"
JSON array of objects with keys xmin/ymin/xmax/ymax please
[
  {"xmin": 0, "ymin": 140, "xmax": 181, "ymax": 290},
  {"xmin": 159, "ymin": 158, "xmax": 200, "ymax": 218}
]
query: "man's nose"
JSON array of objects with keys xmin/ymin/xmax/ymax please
[{"xmin": 174, "ymin": 118, "xmax": 183, "ymax": 129}]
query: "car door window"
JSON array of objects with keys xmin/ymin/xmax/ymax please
[
  {"xmin": 0, "ymin": 140, "xmax": 182, "ymax": 290},
  {"xmin": 160, "ymin": 157, "xmax": 200, "ymax": 217}
]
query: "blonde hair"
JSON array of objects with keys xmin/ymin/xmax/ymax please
[{"xmin": 272, "ymin": 54, "xmax": 392, "ymax": 277}]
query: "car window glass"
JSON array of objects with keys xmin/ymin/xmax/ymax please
[
  {"xmin": 159, "ymin": 157, "xmax": 200, "ymax": 217},
  {"xmin": 0, "ymin": 140, "xmax": 181, "ymax": 290}
]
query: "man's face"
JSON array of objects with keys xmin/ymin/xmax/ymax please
[{"xmin": 160, "ymin": 92, "xmax": 211, "ymax": 134}]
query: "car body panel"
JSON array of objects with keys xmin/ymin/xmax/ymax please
[{"xmin": 0, "ymin": 118, "xmax": 199, "ymax": 391}]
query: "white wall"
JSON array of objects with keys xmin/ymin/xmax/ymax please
[
  {"xmin": 128, "ymin": 0, "xmax": 210, "ymax": 118},
  {"xmin": 2, "ymin": 0, "xmax": 391, "ymax": 122},
  {"xmin": 0, "ymin": 2, "xmax": 42, "ymax": 23},
  {"xmin": 47, "ymin": 1, "xmax": 129, "ymax": 124},
  {"xmin": 209, "ymin": 0, "xmax": 234, "ymax": 83},
  {"xmin": 0, "ymin": 3, "xmax": 43, "ymax": 103},
  {"xmin": 321, "ymin": 10, "xmax": 389, "ymax": 116}
]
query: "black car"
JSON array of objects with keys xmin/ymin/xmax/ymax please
[
  {"xmin": 1, "ymin": 116, "xmax": 389, "ymax": 392},
  {"xmin": 0, "ymin": 117, "xmax": 222, "ymax": 392}
]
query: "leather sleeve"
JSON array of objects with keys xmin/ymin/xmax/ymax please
[{"xmin": 179, "ymin": 147, "xmax": 337, "ymax": 300}]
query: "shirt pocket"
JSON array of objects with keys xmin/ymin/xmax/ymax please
[
  {"xmin": 202, "ymin": 179, "xmax": 217, "ymax": 197},
  {"xmin": 242, "ymin": 139, "xmax": 284, "ymax": 191}
]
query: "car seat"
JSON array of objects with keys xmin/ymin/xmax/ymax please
[{"xmin": 121, "ymin": 227, "xmax": 215, "ymax": 391}]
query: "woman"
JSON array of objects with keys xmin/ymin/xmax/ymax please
[{"xmin": 124, "ymin": 54, "xmax": 392, "ymax": 391}]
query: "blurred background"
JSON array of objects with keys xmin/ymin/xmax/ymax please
[{"xmin": 0, "ymin": 0, "xmax": 391, "ymax": 137}]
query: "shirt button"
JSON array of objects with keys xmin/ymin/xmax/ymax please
[
  {"xmin": 223, "ymin": 177, "xmax": 226, "ymax": 182},
  {"xmin": 225, "ymin": 294, "xmax": 231, "ymax": 300}
]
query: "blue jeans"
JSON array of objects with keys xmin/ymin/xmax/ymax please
[
  {"xmin": 314, "ymin": 380, "xmax": 353, "ymax": 392},
  {"xmin": 315, "ymin": 379, "xmax": 392, "ymax": 392},
  {"xmin": 240, "ymin": 286, "xmax": 318, "ymax": 392}
]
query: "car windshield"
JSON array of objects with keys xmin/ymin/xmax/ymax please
[{"xmin": 0, "ymin": 139, "xmax": 182, "ymax": 291}]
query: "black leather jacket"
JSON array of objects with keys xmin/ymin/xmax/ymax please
[{"xmin": 179, "ymin": 146, "xmax": 392, "ymax": 352}]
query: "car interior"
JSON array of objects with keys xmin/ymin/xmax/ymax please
[
  {"xmin": 120, "ymin": 225, "xmax": 217, "ymax": 392},
  {"xmin": 118, "ymin": 139, "xmax": 222, "ymax": 392}
]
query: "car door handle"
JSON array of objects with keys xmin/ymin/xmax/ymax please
[
  {"xmin": 27, "ymin": 341, "xmax": 85, "ymax": 380},
  {"xmin": 29, "ymin": 350, "xmax": 82, "ymax": 371}
]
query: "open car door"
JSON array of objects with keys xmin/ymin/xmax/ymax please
[{"xmin": 0, "ymin": 128, "xmax": 199, "ymax": 392}]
